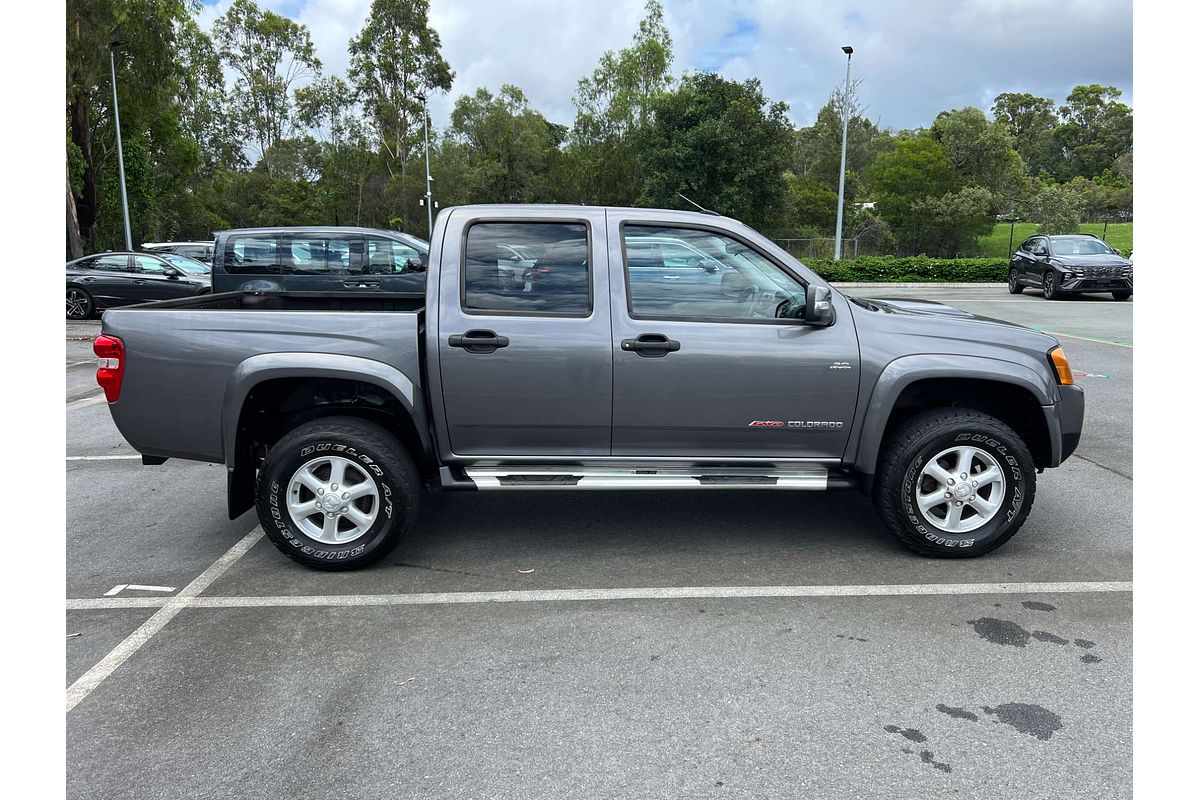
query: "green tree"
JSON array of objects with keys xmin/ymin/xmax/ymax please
[
  {"xmin": 66, "ymin": 0, "xmax": 199, "ymax": 247},
  {"xmin": 638, "ymin": 73, "xmax": 792, "ymax": 232},
  {"xmin": 570, "ymin": 0, "xmax": 674, "ymax": 205},
  {"xmin": 436, "ymin": 85, "xmax": 569, "ymax": 205},
  {"xmin": 868, "ymin": 135, "xmax": 964, "ymax": 254},
  {"xmin": 991, "ymin": 92, "xmax": 1061, "ymax": 177},
  {"xmin": 213, "ymin": 0, "xmax": 322, "ymax": 174},
  {"xmin": 1054, "ymin": 85, "xmax": 1133, "ymax": 180},
  {"xmin": 931, "ymin": 107, "xmax": 1023, "ymax": 197},
  {"xmin": 1029, "ymin": 182, "xmax": 1083, "ymax": 234},
  {"xmin": 792, "ymin": 79, "xmax": 890, "ymax": 198},
  {"xmin": 349, "ymin": 0, "xmax": 453, "ymax": 195}
]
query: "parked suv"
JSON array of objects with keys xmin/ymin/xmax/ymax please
[
  {"xmin": 1008, "ymin": 234, "xmax": 1132, "ymax": 300},
  {"xmin": 212, "ymin": 227, "xmax": 429, "ymax": 294}
]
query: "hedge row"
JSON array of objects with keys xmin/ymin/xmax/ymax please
[{"xmin": 802, "ymin": 256, "xmax": 1010, "ymax": 283}]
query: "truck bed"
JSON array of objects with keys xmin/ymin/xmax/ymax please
[{"xmin": 99, "ymin": 292, "xmax": 426, "ymax": 465}]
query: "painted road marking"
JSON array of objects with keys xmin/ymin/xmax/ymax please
[
  {"xmin": 103, "ymin": 584, "xmax": 177, "ymax": 597},
  {"xmin": 1044, "ymin": 331, "xmax": 1132, "ymax": 348},
  {"xmin": 65, "ymin": 528, "xmax": 264, "ymax": 714},
  {"xmin": 67, "ymin": 394, "xmax": 107, "ymax": 411},
  {"xmin": 66, "ymin": 455, "xmax": 141, "ymax": 461},
  {"xmin": 67, "ymin": 359, "xmax": 95, "ymax": 368},
  {"xmin": 66, "ymin": 580, "xmax": 1132, "ymax": 612}
]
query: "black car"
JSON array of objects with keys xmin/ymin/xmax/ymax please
[
  {"xmin": 1008, "ymin": 234, "xmax": 1132, "ymax": 301},
  {"xmin": 66, "ymin": 251, "xmax": 212, "ymax": 319}
]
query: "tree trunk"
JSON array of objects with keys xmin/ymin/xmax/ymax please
[
  {"xmin": 66, "ymin": 172, "xmax": 84, "ymax": 259},
  {"xmin": 69, "ymin": 90, "xmax": 98, "ymax": 239}
]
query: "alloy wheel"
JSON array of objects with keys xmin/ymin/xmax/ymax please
[
  {"xmin": 286, "ymin": 455, "xmax": 380, "ymax": 544},
  {"xmin": 915, "ymin": 445, "xmax": 1007, "ymax": 533}
]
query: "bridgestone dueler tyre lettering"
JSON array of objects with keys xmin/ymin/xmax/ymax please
[
  {"xmin": 873, "ymin": 407, "xmax": 1037, "ymax": 558},
  {"xmin": 255, "ymin": 416, "xmax": 419, "ymax": 570}
]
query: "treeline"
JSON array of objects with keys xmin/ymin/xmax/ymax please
[{"xmin": 67, "ymin": 0, "xmax": 1133, "ymax": 258}]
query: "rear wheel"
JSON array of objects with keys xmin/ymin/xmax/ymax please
[
  {"xmin": 256, "ymin": 416, "xmax": 419, "ymax": 570},
  {"xmin": 1007, "ymin": 268, "xmax": 1024, "ymax": 294},
  {"xmin": 1042, "ymin": 272, "xmax": 1063, "ymax": 300},
  {"xmin": 1112, "ymin": 290, "xmax": 1132, "ymax": 301},
  {"xmin": 874, "ymin": 408, "xmax": 1036, "ymax": 558},
  {"xmin": 66, "ymin": 287, "xmax": 93, "ymax": 319}
]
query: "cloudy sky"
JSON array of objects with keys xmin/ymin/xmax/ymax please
[{"xmin": 198, "ymin": 0, "xmax": 1132, "ymax": 131}]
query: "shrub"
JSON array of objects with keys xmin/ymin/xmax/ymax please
[{"xmin": 801, "ymin": 255, "xmax": 1009, "ymax": 283}]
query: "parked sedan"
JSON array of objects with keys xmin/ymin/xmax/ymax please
[
  {"xmin": 1008, "ymin": 234, "xmax": 1132, "ymax": 301},
  {"xmin": 66, "ymin": 251, "xmax": 211, "ymax": 319}
]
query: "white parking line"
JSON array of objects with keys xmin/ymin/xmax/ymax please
[
  {"xmin": 66, "ymin": 579, "xmax": 1132, "ymax": 613},
  {"xmin": 65, "ymin": 455, "xmax": 141, "ymax": 461},
  {"xmin": 65, "ymin": 528, "xmax": 264, "ymax": 714},
  {"xmin": 67, "ymin": 394, "xmax": 107, "ymax": 411}
]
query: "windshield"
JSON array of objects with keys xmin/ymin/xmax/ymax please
[
  {"xmin": 162, "ymin": 254, "xmax": 211, "ymax": 274},
  {"xmin": 1051, "ymin": 238, "xmax": 1116, "ymax": 256}
]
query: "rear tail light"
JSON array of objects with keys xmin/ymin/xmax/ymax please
[
  {"xmin": 94, "ymin": 334, "xmax": 125, "ymax": 402},
  {"xmin": 1047, "ymin": 345, "xmax": 1073, "ymax": 386}
]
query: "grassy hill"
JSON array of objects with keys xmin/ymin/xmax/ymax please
[{"xmin": 977, "ymin": 222, "xmax": 1133, "ymax": 258}]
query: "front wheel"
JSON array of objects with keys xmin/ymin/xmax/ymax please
[
  {"xmin": 256, "ymin": 416, "xmax": 419, "ymax": 570},
  {"xmin": 1042, "ymin": 272, "xmax": 1063, "ymax": 300},
  {"xmin": 1112, "ymin": 290, "xmax": 1132, "ymax": 301},
  {"xmin": 873, "ymin": 408, "xmax": 1037, "ymax": 558},
  {"xmin": 1007, "ymin": 268, "xmax": 1024, "ymax": 294}
]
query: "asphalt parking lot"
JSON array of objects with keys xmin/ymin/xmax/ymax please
[{"xmin": 65, "ymin": 286, "xmax": 1132, "ymax": 799}]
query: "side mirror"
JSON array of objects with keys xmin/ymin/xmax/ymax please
[
  {"xmin": 405, "ymin": 257, "xmax": 427, "ymax": 273},
  {"xmin": 804, "ymin": 285, "xmax": 835, "ymax": 326}
]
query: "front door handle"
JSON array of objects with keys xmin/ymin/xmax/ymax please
[
  {"xmin": 343, "ymin": 279, "xmax": 381, "ymax": 289},
  {"xmin": 133, "ymin": 279, "xmax": 147, "ymax": 285},
  {"xmin": 621, "ymin": 333, "xmax": 681, "ymax": 358},
  {"xmin": 448, "ymin": 329, "xmax": 510, "ymax": 353}
]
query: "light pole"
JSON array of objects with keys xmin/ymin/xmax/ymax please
[
  {"xmin": 421, "ymin": 95, "xmax": 433, "ymax": 239},
  {"xmin": 833, "ymin": 45, "xmax": 853, "ymax": 261},
  {"xmin": 108, "ymin": 41, "xmax": 132, "ymax": 251}
]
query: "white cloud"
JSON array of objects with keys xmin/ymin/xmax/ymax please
[{"xmin": 195, "ymin": 0, "xmax": 1132, "ymax": 132}]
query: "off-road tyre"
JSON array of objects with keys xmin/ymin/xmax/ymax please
[
  {"xmin": 873, "ymin": 407, "xmax": 1037, "ymax": 558},
  {"xmin": 256, "ymin": 416, "xmax": 419, "ymax": 570}
]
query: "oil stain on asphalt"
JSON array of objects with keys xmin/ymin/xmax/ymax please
[
  {"xmin": 969, "ymin": 617, "xmax": 1031, "ymax": 646},
  {"xmin": 983, "ymin": 703, "xmax": 1064, "ymax": 741}
]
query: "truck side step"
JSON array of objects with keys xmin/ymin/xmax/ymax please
[{"xmin": 462, "ymin": 466, "xmax": 853, "ymax": 491}]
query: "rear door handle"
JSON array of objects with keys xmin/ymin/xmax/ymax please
[
  {"xmin": 448, "ymin": 329, "xmax": 510, "ymax": 353},
  {"xmin": 133, "ymin": 279, "xmax": 147, "ymax": 285},
  {"xmin": 621, "ymin": 333, "xmax": 681, "ymax": 358},
  {"xmin": 343, "ymin": 279, "xmax": 381, "ymax": 289}
]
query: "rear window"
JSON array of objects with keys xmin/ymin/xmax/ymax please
[{"xmin": 462, "ymin": 222, "xmax": 591, "ymax": 315}]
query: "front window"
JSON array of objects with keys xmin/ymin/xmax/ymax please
[
  {"xmin": 1050, "ymin": 238, "xmax": 1116, "ymax": 256},
  {"xmin": 366, "ymin": 237, "xmax": 423, "ymax": 275},
  {"xmin": 623, "ymin": 225, "xmax": 806, "ymax": 321},
  {"xmin": 133, "ymin": 255, "xmax": 170, "ymax": 274}
]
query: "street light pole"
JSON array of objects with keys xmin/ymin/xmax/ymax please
[
  {"xmin": 109, "ymin": 41, "xmax": 132, "ymax": 251},
  {"xmin": 421, "ymin": 95, "xmax": 433, "ymax": 240},
  {"xmin": 833, "ymin": 45, "xmax": 853, "ymax": 262}
]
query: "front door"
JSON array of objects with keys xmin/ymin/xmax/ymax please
[
  {"xmin": 436, "ymin": 210, "xmax": 613, "ymax": 456},
  {"xmin": 609, "ymin": 220, "xmax": 860, "ymax": 459},
  {"xmin": 132, "ymin": 254, "xmax": 194, "ymax": 302}
]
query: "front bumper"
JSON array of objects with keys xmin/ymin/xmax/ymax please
[
  {"xmin": 1042, "ymin": 384, "xmax": 1086, "ymax": 466},
  {"xmin": 1060, "ymin": 275, "xmax": 1132, "ymax": 293}
]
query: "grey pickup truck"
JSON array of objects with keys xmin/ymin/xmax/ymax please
[{"xmin": 95, "ymin": 204, "xmax": 1084, "ymax": 570}]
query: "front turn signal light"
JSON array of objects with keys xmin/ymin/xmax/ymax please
[{"xmin": 1048, "ymin": 346, "xmax": 1073, "ymax": 385}]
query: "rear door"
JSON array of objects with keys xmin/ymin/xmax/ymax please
[
  {"xmin": 280, "ymin": 232, "xmax": 364, "ymax": 293},
  {"xmin": 80, "ymin": 254, "xmax": 135, "ymax": 307},
  {"xmin": 436, "ymin": 209, "xmax": 612, "ymax": 456},
  {"xmin": 608, "ymin": 217, "xmax": 860, "ymax": 459}
]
